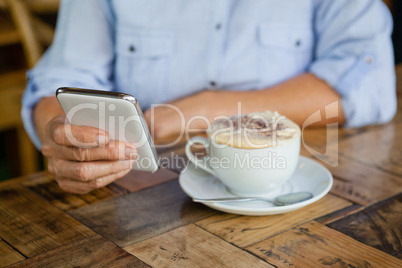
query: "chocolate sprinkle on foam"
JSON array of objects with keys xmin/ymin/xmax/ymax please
[{"xmin": 209, "ymin": 111, "xmax": 300, "ymax": 149}]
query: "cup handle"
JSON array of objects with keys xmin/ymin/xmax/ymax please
[{"xmin": 185, "ymin": 137, "xmax": 215, "ymax": 175}]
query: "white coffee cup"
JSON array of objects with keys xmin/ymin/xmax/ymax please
[{"xmin": 185, "ymin": 133, "xmax": 300, "ymax": 196}]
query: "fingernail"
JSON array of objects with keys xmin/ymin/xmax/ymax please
[
  {"xmin": 97, "ymin": 135, "xmax": 109, "ymax": 145},
  {"xmin": 125, "ymin": 147, "xmax": 137, "ymax": 159}
]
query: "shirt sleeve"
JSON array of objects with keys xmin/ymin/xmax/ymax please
[
  {"xmin": 21, "ymin": 0, "xmax": 115, "ymax": 149},
  {"xmin": 309, "ymin": 0, "xmax": 396, "ymax": 128}
]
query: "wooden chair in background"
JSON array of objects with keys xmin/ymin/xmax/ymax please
[
  {"xmin": 0, "ymin": 0, "xmax": 59, "ymax": 176},
  {"xmin": 5, "ymin": 0, "xmax": 58, "ymax": 66}
]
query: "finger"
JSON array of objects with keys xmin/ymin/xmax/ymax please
[
  {"xmin": 54, "ymin": 159, "xmax": 134, "ymax": 182},
  {"xmin": 45, "ymin": 140, "xmax": 137, "ymax": 162},
  {"xmin": 92, "ymin": 168, "xmax": 132, "ymax": 190},
  {"xmin": 52, "ymin": 123, "xmax": 109, "ymax": 147},
  {"xmin": 56, "ymin": 168, "xmax": 132, "ymax": 194}
]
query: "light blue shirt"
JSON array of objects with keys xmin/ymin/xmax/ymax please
[{"xmin": 22, "ymin": 0, "xmax": 396, "ymax": 149}]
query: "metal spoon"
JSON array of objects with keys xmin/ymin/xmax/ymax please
[{"xmin": 193, "ymin": 192, "xmax": 313, "ymax": 206}]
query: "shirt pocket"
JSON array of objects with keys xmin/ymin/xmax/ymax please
[
  {"xmin": 257, "ymin": 23, "xmax": 314, "ymax": 87},
  {"xmin": 115, "ymin": 29, "xmax": 173, "ymax": 103}
]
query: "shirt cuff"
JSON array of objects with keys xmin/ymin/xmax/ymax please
[
  {"xmin": 340, "ymin": 74, "xmax": 396, "ymax": 128},
  {"xmin": 309, "ymin": 53, "xmax": 390, "ymax": 127},
  {"xmin": 21, "ymin": 105, "xmax": 42, "ymax": 150},
  {"xmin": 21, "ymin": 73, "xmax": 60, "ymax": 150}
]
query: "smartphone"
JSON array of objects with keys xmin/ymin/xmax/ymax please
[{"xmin": 56, "ymin": 87, "xmax": 159, "ymax": 172}]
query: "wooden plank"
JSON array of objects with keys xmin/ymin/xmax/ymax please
[
  {"xmin": 0, "ymin": 174, "xmax": 30, "ymax": 187},
  {"xmin": 328, "ymin": 193, "xmax": 402, "ymax": 259},
  {"xmin": 246, "ymin": 221, "xmax": 402, "ymax": 267},
  {"xmin": 0, "ymin": 239, "xmax": 25, "ymax": 267},
  {"xmin": 21, "ymin": 172, "xmax": 128, "ymax": 211},
  {"xmin": 114, "ymin": 168, "xmax": 178, "ymax": 193},
  {"xmin": 0, "ymin": 184, "xmax": 94, "ymax": 257},
  {"xmin": 125, "ymin": 224, "xmax": 272, "ymax": 267},
  {"xmin": 195, "ymin": 194, "xmax": 351, "ymax": 248},
  {"xmin": 302, "ymin": 126, "xmax": 367, "ymax": 152},
  {"xmin": 69, "ymin": 180, "xmax": 217, "ymax": 248},
  {"xmin": 327, "ymin": 121, "xmax": 402, "ymax": 176},
  {"xmin": 7, "ymin": 234, "xmax": 148, "ymax": 268},
  {"xmin": 301, "ymin": 146, "xmax": 402, "ymax": 205},
  {"xmin": 315, "ymin": 204, "xmax": 363, "ymax": 225}
]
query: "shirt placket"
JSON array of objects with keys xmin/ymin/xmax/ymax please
[{"xmin": 206, "ymin": 0, "xmax": 229, "ymax": 90}]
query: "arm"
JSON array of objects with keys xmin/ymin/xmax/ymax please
[
  {"xmin": 211, "ymin": 73, "xmax": 344, "ymax": 126},
  {"xmin": 22, "ymin": 0, "xmax": 135, "ymax": 194},
  {"xmin": 145, "ymin": 73, "xmax": 343, "ymax": 142},
  {"xmin": 33, "ymin": 97, "xmax": 64, "ymax": 142}
]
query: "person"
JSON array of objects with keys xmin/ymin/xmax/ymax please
[{"xmin": 22, "ymin": 0, "xmax": 396, "ymax": 194}]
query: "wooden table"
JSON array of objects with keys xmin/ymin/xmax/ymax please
[{"xmin": 1, "ymin": 70, "xmax": 402, "ymax": 267}]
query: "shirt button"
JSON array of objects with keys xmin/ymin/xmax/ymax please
[
  {"xmin": 210, "ymin": 81, "xmax": 216, "ymax": 87},
  {"xmin": 129, "ymin": 45, "xmax": 136, "ymax": 52},
  {"xmin": 364, "ymin": 55, "xmax": 374, "ymax": 64},
  {"xmin": 295, "ymin": 40, "xmax": 302, "ymax": 47},
  {"xmin": 215, "ymin": 23, "xmax": 222, "ymax": 30}
]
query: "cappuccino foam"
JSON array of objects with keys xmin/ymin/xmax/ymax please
[{"xmin": 209, "ymin": 111, "xmax": 300, "ymax": 149}]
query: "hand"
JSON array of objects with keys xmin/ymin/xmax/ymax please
[
  {"xmin": 41, "ymin": 115, "xmax": 137, "ymax": 194},
  {"xmin": 144, "ymin": 90, "xmax": 226, "ymax": 142}
]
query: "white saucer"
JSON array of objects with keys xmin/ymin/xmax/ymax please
[{"xmin": 179, "ymin": 156, "xmax": 333, "ymax": 216}]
